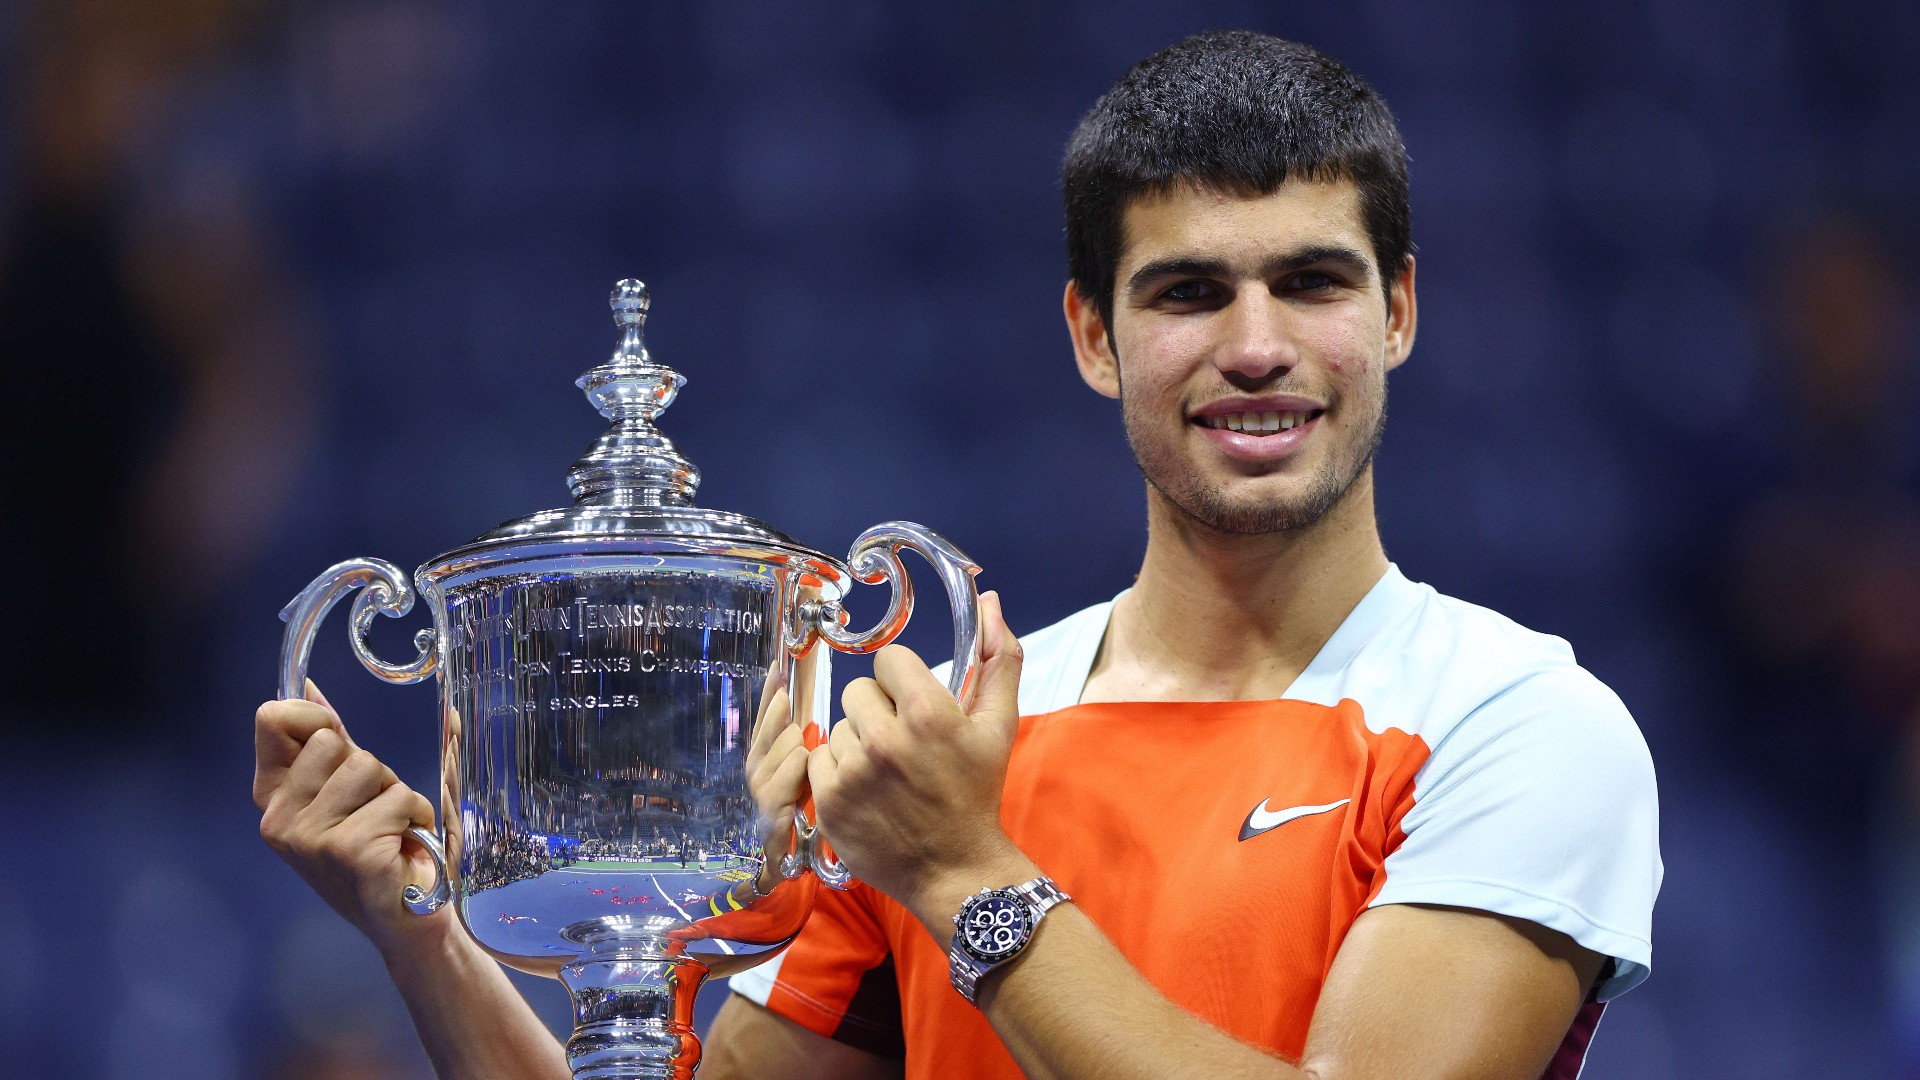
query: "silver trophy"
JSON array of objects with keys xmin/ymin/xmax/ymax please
[{"xmin": 277, "ymin": 280, "xmax": 982, "ymax": 1080}]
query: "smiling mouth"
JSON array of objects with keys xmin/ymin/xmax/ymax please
[{"xmin": 1196, "ymin": 409, "xmax": 1323, "ymax": 435}]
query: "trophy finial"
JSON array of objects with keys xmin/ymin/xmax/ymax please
[
  {"xmin": 568, "ymin": 278, "xmax": 699, "ymax": 507},
  {"xmin": 609, "ymin": 279, "xmax": 652, "ymax": 364},
  {"xmin": 611, "ymin": 278, "xmax": 650, "ymax": 319}
]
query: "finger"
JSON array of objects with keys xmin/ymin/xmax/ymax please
[
  {"xmin": 806, "ymin": 740, "xmax": 839, "ymax": 800},
  {"xmin": 304, "ymin": 679, "xmax": 358, "ymax": 748},
  {"xmin": 256, "ymin": 699, "xmax": 341, "ymax": 762},
  {"xmin": 826, "ymin": 712, "xmax": 863, "ymax": 765},
  {"xmin": 404, "ymin": 786, "xmax": 436, "ymax": 830},
  {"xmin": 305, "ymin": 746, "xmax": 393, "ymax": 829},
  {"xmin": 978, "ymin": 591, "xmax": 1015, "ymax": 661},
  {"xmin": 255, "ymin": 699, "xmax": 342, "ymax": 808},
  {"xmin": 970, "ymin": 590, "xmax": 1024, "ymax": 734},
  {"xmin": 273, "ymin": 725, "xmax": 353, "ymax": 814},
  {"xmin": 337, "ymin": 778, "xmax": 430, "ymax": 838},
  {"xmin": 304, "ymin": 678, "xmax": 336, "ymax": 713},
  {"xmin": 337, "ymin": 782, "xmax": 440, "ymax": 885},
  {"xmin": 752, "ymin": 721, "xmax": 807, "ymax": 788},
  {"xmin": 761, "ymin": 742, "xmax": 812, "ymax": 817},
  {"xmin": 871, "ymin": 643, "xmax": 939, "ymax": 705},
  {"xmin": 755, "ymin": 664, "xmax": 788, "ymax": 723},
  {"xmin": 761, "ymin": 758, "xmax": 807, "ymax": 840},
  {"xmin": 840, "ymin": 677, "xmax": 894, "ymax": 734},
  {"xmin": 747, "ymin": 687, "xmax": 793, "ymax": 766}
]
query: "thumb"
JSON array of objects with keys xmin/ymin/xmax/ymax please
[
  {"xmin": 303, "ymin": 677, "xmax": 335, "ymax": 711},
  {"xmin": 968, "ymin": 591, "xmax": 1023, "ymax": 735},
  {"xmin": 304, "ymin": 678, "xmax": 354, "ymax": 746}
]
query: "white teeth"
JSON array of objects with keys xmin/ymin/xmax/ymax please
[{"xmin": 1204, "ymin": 409, "xmax": 1315, "ymax": 433}]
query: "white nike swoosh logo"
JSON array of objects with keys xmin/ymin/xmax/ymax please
[{"xmin": 1238, "ymin": 798, "xmax": 1352, "ymax": 842}]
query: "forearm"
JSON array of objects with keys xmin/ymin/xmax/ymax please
[
  {"xmin": 383, "ymin": 922, "xmax": 570, "ymax": 1080},
  {"xmin": 982, "ymin": 904, "xmax": 1301, "ymax": 1080},
  {"xmin": 908, "ymin": 854, "xmax": 1299, "ymax": 1080}
]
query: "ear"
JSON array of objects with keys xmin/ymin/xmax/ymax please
[
  {"xmin": 1063, "ymin": 281, "xmax": 1121, "ymax": 400},
  {"xmin": 1384, "ymin": 255, "xmax": 1417, "ymax": 372}
]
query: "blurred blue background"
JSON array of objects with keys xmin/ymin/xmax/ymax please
[{"xmin": 2, "ymin": 1, "xmax": 1917, "ymax": 1077}]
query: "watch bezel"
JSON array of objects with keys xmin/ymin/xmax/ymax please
[{"xmin": 952, "ymin": 887, "xmax": 1035, "ymax": 964}]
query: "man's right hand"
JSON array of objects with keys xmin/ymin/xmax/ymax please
[{"xmin": 253, "ymin": 680, "xmax": 447, "ymax": 959}]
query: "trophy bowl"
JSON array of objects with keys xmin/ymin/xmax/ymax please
[{"xmin": 276, "ymin": 280, "xmax": 982, "ymax": 1080}]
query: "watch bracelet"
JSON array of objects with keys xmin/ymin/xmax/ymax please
[{"xmin": 947, "ymin": 875, "xmax": 1071, "ymax": 1004}]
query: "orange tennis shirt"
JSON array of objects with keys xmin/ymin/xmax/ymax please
[{"xmin": 731, "ymin": 567, "xmax": 1661, "ymax": 1078}]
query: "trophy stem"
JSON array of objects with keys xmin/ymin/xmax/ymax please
[{"xmin": 558, "ymin": 932, "xmax": 709, "ymax": 1080}]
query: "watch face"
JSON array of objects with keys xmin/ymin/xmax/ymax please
[{"xmin": 957, "ymin": 891, "xmax": 1033, "ymax": 963}]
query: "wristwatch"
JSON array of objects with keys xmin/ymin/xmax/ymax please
[{"xmin": 947, "ymin": 876, "xmax": 1071, "ymax": 1004}]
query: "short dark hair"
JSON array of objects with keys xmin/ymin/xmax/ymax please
[{"xmin": 1063, "ymin": 31, "xmax": 1413, "ymax": 325}]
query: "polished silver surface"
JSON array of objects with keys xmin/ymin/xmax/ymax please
[
  {"xmin": 431, "ymin": 557, "xmax": 812, "ymax": 976},
  {"xmin": 271, "ymin": 279, "xmax": 984, "ymax": 1079},
  {"xmin": 567, "ymin": 279, "xmax": 698, "ymax": 508},
  {"xmin": 402, "ymin": 824, "xmax": 452, "ymax": 916},
  {"xmin": 277, "ymin": 557, "xmax": 439, "ymax": 701},
  {"xmin": 779, "ymin": 807, "xmax": 852, "ymax": 890}
]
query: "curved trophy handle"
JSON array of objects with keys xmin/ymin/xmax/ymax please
[
  {"xmin": 815, "ymin": 521, "xmax": 985, "ymax": 709},
  {"xmin": 278, "ymin": 557, "xmax": 439, "ymax": 698},
  {"xmin": 789, "ymin": 523, "xmax": 982, "ymax": 891},
  {"xmin": 778, "ymin": 809, "xmax": 852, "ymax": 890},
  {"xmin": 400, "ymin": 824, "xmax": 452, "ymax": 914},
  {"xmin": 277, "ymin": 557, "xmax": 448, "ymax": 915}
]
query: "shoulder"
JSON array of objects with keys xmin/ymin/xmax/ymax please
[
  {"xmin": 1324, "ymin": 575, "xmax": 1641, "ymax": 757},
  {"xmin": 1355, "ymin": 580, "xmax": 1661, "ymax": 999}
]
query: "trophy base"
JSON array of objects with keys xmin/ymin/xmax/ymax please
[{"xmin": 559, "ymin": 925, "xmax": 711, "ymax": 1079}]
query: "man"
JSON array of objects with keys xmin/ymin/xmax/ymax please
[{"xmin": 255, "ymin": 31, "xmax": 1659, "ymax": 1080}]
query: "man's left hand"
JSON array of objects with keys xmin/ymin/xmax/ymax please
[{"xmin": 809, "ymin": 590, "xmax": 1033, "ymax": 932}]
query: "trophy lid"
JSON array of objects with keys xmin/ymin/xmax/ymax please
[{"xmin": 418, "ymin": 279, "xmax": 836, "ymax": 582}]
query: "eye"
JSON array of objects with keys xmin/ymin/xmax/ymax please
[
  {"xmin": 1159, "ymin": 279, "xmax": 1222, "ymax": 305},
  {"xmin": 1286, "ymin": 271, "xmax": 1340, "ymax": 294}
]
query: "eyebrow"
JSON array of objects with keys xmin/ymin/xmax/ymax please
[{"xmin": 1124, "ymin": 245, "xmax": 1375, "ymax": 294}]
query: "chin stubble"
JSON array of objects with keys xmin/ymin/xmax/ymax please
[{"xmin": 1121, "ymin": 385, "xmax": 1386, "ymax": 537}]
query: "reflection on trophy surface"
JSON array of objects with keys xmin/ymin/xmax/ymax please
[{"xmin": 276, "ymin": 279, "xmax": 983, "ymax": 1080}]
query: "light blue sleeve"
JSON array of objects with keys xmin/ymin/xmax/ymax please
[{"xmin": 1369, "ymin": 667, "xmax": 1662, "ymax": 1001}]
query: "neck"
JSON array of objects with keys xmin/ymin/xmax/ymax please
[{"xmin": 1084, "ymin": 467, "xmax": 1389, "ymax": 703}]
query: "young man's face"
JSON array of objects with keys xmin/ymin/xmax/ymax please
[{"xmin": 1066, "ymin": 178, "xmax": 1417, "ymax": 534}]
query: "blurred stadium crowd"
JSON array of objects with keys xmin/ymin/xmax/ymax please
[{"xmin": 1, "ymin": 1, "xmax": 1916, "ymax": 1077}]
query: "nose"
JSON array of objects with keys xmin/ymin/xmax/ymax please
[{"xmin": 1213, "ymin": 289, "xmax": 1295, "ymax": 387}]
